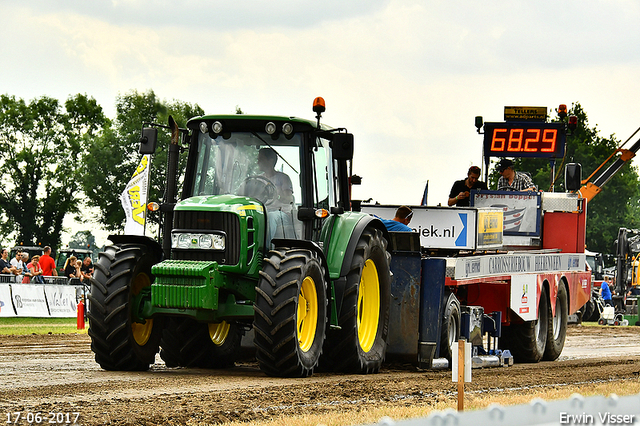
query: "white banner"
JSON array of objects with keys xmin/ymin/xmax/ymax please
[
  {"xmin": 362, "ymin": 205, "xmax": 476, "ymax": 250},
  {"xmin": 44, "ymin": 285, "xmax": 79, "ymax": 318},
  {"xmin": 0, "ymin": 284, "xmax": 16, "ymax": 317},
  {"xmin": 120, "ymin": 154, "xmax": 151, "ymax": 235},
  {"xmin": 12, "ymin": 284, "xmax": 49, "ymax": 317}
]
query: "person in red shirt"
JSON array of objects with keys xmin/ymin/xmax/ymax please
[{"xmin": 39, "ymin": 246, "xmax": 58, "ymax": 277}]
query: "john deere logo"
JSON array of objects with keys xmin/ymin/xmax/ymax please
[{"xmin": 191, "ymin": 238, "xmax": 198, "ymax": 245}]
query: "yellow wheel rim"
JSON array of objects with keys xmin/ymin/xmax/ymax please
[
  {"xmin": 131, "ymin": 272, "xmax": 154, "ymax": 346},
  {"xmin": 297, "ymin": 276, "xmax": 318, "ymax": 352},
  {"xmin": 209, "ymin": 321, "xmax": 231, "ymax": 346},
  {"xmin": 357, "ymin": 259, "xmax": 380, "ymax": 352}
]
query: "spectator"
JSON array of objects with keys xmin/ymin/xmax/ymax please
[
  {"xmin": 21, "ymin": 253, "xmax": 32, "ymax": 283},
  {"xmin": 496, "ymin": 159, "xmax": 537, "ymax": 192},
  {"xmin": 81, "ymin": 257, "xmax": 94, "ymax": 280},
  {"xmin": 0, "ymin": 248, "xmax": 17, "ymax": 276},
  {"xmin": 39, "ymin": 246, "xmax": 57, "ymax": 277},
  {"xmin": 378, "ymin": 206, "xmax": 414, "ymax": 232},
  {"xmin": 10, "ymin": 251, "xmax": 24, "ymax": 282},
  {"xmin": 28, "ymin": 255, "xmax": 44, "ymax": 284},
  {"xmin": 76, "ymin": 260, "xmax": 83, "ymax": 280},
  {"xmin": 448, "ymin": 165, "xmax": 488, "ymax": 207},
  {"xmin": 64, "ymin": 256, "xmax": 79, "ymax": 279}
]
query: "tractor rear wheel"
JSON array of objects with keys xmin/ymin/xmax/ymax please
[
  {"xmin": 543, "ymin": 283, "xmax": 568, "ymax": 361},
  {"xmin": 253, "ymin": 248, "xmax": 328, "ymax": 377},
  {"xmin": 439, "ymin": 292, "xmax": 461, "ymax": 360},
  {"xmin": 88, "ymin": 244, "xmax": 163, "ymax": 371},
  {"xmin": 160, "ymin": 318, "xmax": 244, "ymax": 368},
  {"xmin": 323, "ymin": 227, "xmax": 391, "ymax": 373},
  {"xmin": 501, "ymin": 285, "xmax": 549, "ymax": 363}
]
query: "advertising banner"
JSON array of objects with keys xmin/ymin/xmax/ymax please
[
  {"xmin": 44, "ymin": 285, "xmax": 79, "ymax": 318},
  {"xmin": 12, "ymin": 284, "xmax": 49, "ymax": 317},
  {"xmin": 0, "ymin": 284, "xmax": 16, "ymax": 317},
  {"xmin": 362, "ymin": 205, "xmax": 476, "ymax": 250},
  {"xmin": 472, "ymin": 191, "xmax": 541, "ymax": 236},
  {"xmin": 120, "ymin": 154, "xmax": 151, "ymax": 236}
]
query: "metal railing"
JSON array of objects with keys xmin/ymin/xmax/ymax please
[{"xmin": 0, "ymin": 273, "xmax": 85, "ymax": 285}]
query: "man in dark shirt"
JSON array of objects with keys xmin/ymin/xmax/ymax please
[
  {"xmin": 81, "ymin": 257, "xmax": 94, "ymax": 280},
  {"xmin": 448, "ymin": 166, "xmax": 487, "ymax": 207}
]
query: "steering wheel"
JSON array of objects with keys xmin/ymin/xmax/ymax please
[{"xmin": 237, "ymin": 176, "xmax": 276, "ymax": 204}]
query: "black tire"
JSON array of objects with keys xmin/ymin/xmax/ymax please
[
  {"xmin": 439, "ymin": 292, "xmax": 461, "ymax": 360},
  {"xmin": 160, "ymin": 318, "xmax": 244, "ymax": 368},
  {"xmin": 253, "ymin": 248, "xmax": 328, "ymax": 377},
  {"xmin": 543, "ymin": 283, "xmax": 568, "ymax": 361},
  {"xmin": 87, "ymin": 244, "xmax": 163, "ymax": 371},
  {"xmin": 582, "ymin": 298, "xmax": 595, "ymax": 322},
  {"xmin": 501, "ymin": 285, "xmax": 549, "ymax": 363},
  {"xmin": 323, "ymin": 227, "xmax": 391, "ymax": 374},
  {"xmin": 598, "ymin": 318, "xmax": 606, "ymax": 325}
]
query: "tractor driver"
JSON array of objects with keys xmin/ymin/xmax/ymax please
[
  {"xmin": 256, "ymin": 148, "xmax": 296, "ymax": 243},
  {"xmin": 257, "ymin": 148, "xmax": 294, "ymax": 209}
]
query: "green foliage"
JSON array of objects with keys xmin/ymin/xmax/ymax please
[
  {"xmin": 515, "ymin": 103, "xmax": 640, "ymax": 258},
  {"xmin": 0, "ymin": 94, "xmax": 107, "ymax": 251}
]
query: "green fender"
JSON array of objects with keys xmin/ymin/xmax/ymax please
[{"xmin": 321, "ymin": 211, "xmax": 389, "ymax": 320}]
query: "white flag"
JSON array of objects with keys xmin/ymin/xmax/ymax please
[{"xmin": 120, "ymin": 154, "xmax": 151, "ymax": 235}]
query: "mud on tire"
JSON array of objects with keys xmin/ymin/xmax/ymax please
[
  {"xmin": 323, "ymin": 227, "xmax": 391, "ymax": 374},
  {"xmin": 160, "ymin": 318, "xmax": 244, "ymax": 368},
  {"xmin": 253, "ymin": 248, "xmax": 328, "ymax": 377},
  {"xmin": 87, "ymin": 244, "xmax": 163, "ymax": 371}
]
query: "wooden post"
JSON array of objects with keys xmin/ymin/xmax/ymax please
[{"xmin": 457, "ymin": 339, "xmax": 464, "ymax": 411}]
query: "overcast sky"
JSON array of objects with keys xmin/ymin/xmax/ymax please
[{"xmin": 3, "ymin": 0, "xmax": 640, "ymax": 245}]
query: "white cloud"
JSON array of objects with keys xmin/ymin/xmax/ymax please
[{"xmin": 2, "ymin": 0, "xmax": 640, "ymax": 239}]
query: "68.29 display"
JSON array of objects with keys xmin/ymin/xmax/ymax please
[{"xmin": 483, "ymin": 122, "xmax": 566, "ymax": 158}]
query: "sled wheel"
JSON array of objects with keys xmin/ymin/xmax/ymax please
[
  {"xmin": 439, "ymin": 292, "xmax": 461, "ymax": 360},
  {"xmin": 501, "ymin": 285, "xmax": 549, "ymax": 363},
  {"xmin": 160, "ymin": 318, "xmax": 243, "ymax": 368},
  {"xmin": 324, "ymin": 227, "xmax": 391, "ymax": 373},
  {"xmin": 253, "ymin": 248, "xmax": 328, "ymax": 377},
  {"xmin": 88, "ymin": 244, "xmax": 163, "ymax": 371},
  {"xmin": 598, "ymin": 318, "xmax": 606, "ymax": 325},
  {"xmin": 543, "ymin": 283, "xmax": 568, "ymax": 361}
]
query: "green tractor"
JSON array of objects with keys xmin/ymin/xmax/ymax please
[{"xmin": 88, "ymin": 98, "xmax": 392, "ymax": 377}]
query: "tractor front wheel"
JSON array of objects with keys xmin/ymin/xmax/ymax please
[
  {"xmin": 160, "ymin": 318, "xmax": 244, "ymax": 368},
  {"xmin": 253, "ymin": 248, "xmax": 328, "ymax": 377},
  {"xmin": 87, "ymin": 244, "xmax": 162, "ymax": 371}
]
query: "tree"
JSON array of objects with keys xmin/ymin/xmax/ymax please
[
  {"xmin": 515, "ymin": 103, "xmax": 640, "ymax": 259},
  {"xmin": 0, "ymin": 94, "xmax": 107, "ymax": 251},
  {"xmin": 80, "ymin": 90, "xmax": 204, "ymax": 232}
]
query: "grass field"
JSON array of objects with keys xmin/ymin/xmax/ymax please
[{"xmin": 0, "ymin": 317, "xmax": 87, "ymax": 335}]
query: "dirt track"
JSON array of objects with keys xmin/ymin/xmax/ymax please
[{"xmin": 0, "ymin": 325, "xmax": 639, "ymax": 425}]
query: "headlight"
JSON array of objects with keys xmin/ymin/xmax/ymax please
[{"xmin": 171, "ymin": 232, "xmax": 225, "ymax": 250}]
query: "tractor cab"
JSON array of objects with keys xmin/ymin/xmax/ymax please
[{"xmin": 182, "ymin": 116, "xmax": 337, "ymax": 246}]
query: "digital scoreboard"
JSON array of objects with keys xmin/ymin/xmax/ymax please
[{"xmin": 483, "ymin": 121, "xmax": 566, "ymax": 158}]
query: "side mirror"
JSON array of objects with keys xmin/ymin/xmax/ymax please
[
  {"xmin": 565, "ymin": 163, "xmax": 582, "ymax": 191},
  {"xmin": 139, "ymin": 127, "xmax": 158, "ymax": 154},
  {"xmin": 332, "ymin": 133, "xmax": 354, "ymax": 160}
]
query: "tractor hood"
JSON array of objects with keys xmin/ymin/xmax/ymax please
[{"xmin": 176, "ymin": 194, "xmax": 265, "ymax": 216}]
